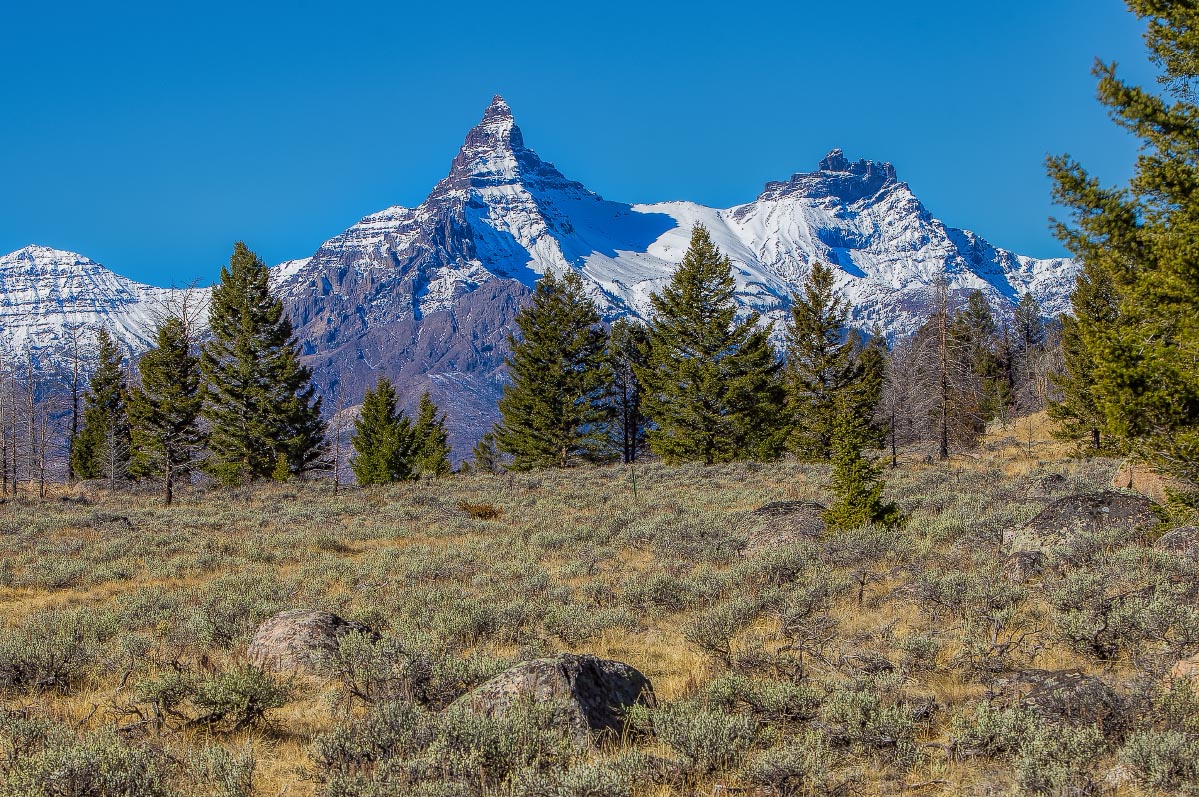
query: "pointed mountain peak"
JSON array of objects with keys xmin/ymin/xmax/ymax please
[
  {"xmin": 758, "ymin": 150, "xmax": 899, "ymax": 204},
  {"xmin": 819, "ymin": 149, "xmax": 851, "ymax": 172},
  {"xmin": 482, "ymin": 94, "xmax": 512, "ymax": 121},
  {"xmin": 432, "ymin": 94, "xmax": 584, "ymax": 195}
]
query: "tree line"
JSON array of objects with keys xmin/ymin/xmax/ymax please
[
  {"xmin": 12, "ymin": 223, "xmax": 1059, "ymax": 526},
  {"xmin": 478, "ymin": 224, "xmax": 1058, "ymax": 528}
]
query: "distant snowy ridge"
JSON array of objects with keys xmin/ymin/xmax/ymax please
[{"xmin": 1, "ymin": 96, "xmax": 1078, "ymax": 454}]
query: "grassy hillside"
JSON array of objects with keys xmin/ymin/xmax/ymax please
[{"xmin": 1, "ymin": 420, "xmax": 1196, "ymax": 796}]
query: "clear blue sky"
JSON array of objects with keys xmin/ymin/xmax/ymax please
[{"xmin": 0, "ymin": 0, "xmax": 1155, "ymax": 287}]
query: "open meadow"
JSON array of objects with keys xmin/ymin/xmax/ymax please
[{"xmin": 2, "ymin": 418, "xmax": 1197, "ymax": 797}]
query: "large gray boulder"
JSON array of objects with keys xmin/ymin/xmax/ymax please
[
  {"xmin": 451, "ymin": 653, "xmax": 655, "ymax": 747},
  {"xmin": 1003, "ymin": 490, "xmax": 1158, "ymax": 554},
  {"xmin": 248, "ymin": 610, "xmax": 377, "ymax": 673},
  {"xmin": 1155, "ymin": 527, "xmax": 1199, "ymax": 561},
  {"xmin": 743, "ymin": 501, "xmax": 826, "ymax": 554},
  {"xmin": 989, "ymin": 669, "xmax": 1125, "ymax": 736}
]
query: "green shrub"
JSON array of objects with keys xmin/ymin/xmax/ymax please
[
  {"xmin": 1013, "ymin": 724, "xmax": 1107, "ymax": 796},
  {"xmin": 1118, "ymin": 730, "xmax": 1199, "ymax": 790},
  {"xmin": 192, "ymin": 665, "xmax": 294, "ymax": 731},
  {"xmin": 627, "ymin": 701, "xmax": 755, "ymax": 778},
  {"xmin": 738, "ymin": 732, "xmax": 835, "ymax": 797}
]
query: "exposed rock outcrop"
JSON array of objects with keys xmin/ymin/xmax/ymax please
[
  {"xmin": 451, "ymin": 653, "xmax": 655, "ymax": 748},
  {"xmin": 248, "ymin": 610, "xmax": 377, "ymax": 674},
  {"xmin": 743, "ymin": 501, "xmax": 827, "ymax": 554},
  {"xmin": 1003, "ymin": 490, "xmax": 1158, "ymax": 554}
]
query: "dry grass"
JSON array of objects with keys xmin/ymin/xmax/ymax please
[{"xmin": 0, "ymin": 424, "xmax": 1190, "ymax": 796}]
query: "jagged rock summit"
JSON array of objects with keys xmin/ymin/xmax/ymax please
[{"xmin": 4, "ymin": 96, "xmax": 1079, "ymax": 456}]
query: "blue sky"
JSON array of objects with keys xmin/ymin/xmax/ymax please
[{"xmin": 0, "ymin": 0, "xmax": 1154, "ymax": 286}]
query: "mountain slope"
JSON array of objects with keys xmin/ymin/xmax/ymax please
[{"xmin": 3, "ymin": 96, "xmax": 1078, "ymax": 457}]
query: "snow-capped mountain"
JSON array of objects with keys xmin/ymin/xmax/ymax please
[
  {"xmin": 2, "ymin": 95, "xmax": 1078, "ymax": 454},
  {"xmin": 0, "ymin": 245, "xmax": 208, "ymax": 360}
]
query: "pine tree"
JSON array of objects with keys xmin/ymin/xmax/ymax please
[
  {"xmin": 201, "ymin": 242, "xmax": 325, "ymax": 483},
  {"xmin": 1047, "ymin": 1, "xmax": 1198, "ymax": 494},
  {"xmin": 494, "ymin": 270, "xmax": 612, "ymax": 470},
  {"xmin": 637, "ymin": 225, "xmax": 784, "ymax": 464},
  {"xmin": 783, "ymin": 262, "xmax": 877, "ymax": 460},
  {"xmin": 609, "ymin": 317, "xmax": 650, "ymax": 464},
  {"xmin": 128, "ymin": 317, "xmax": 205, "ymax": 505},
  {"xmin": 412, "ymin": 391, "xmax": 452, "ymax": 477},
  {"xmin": 71, "ymin": 327, "xmax": 131, "ymax": 482},
  {"xmin": 471, "ymin": 431, "xmax": 503, "ymax": 474},
  {"xmin": 351, "ymin": 376, "xmax": 415, "ymax": 485},
  {"xmin": 1013, "ymin": 293, "xmax": 1046, "ymax": 354},
  {"xmin": 824, "ymin": 402, "xmax": 902, "ymax": 532}
]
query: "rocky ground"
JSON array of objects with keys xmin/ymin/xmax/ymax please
[{"xmin": 1, "ymin": 420, "xmax": 1197, "ymax": 796}]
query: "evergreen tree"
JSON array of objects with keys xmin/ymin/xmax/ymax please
[
  {"xmin": 71, "ymin": 327, "xmax": 131, "ymax": 482},
  {"xmin": 1013, "ymin": 292, "xmax": 1047, "ymax": 353},
  {"xmin": 609, "ymin": 317, "xmax": 650, "ymax": 464},
  {"xmin": 351, "ymin": 376, "xmax": 416, "ymax": 485},
  {"xmin": 412, "ymin": 391, "xmax": 452, "ymax": 477},
  {"xmin": 128, "ymin": 317, "xmax": 205, "ymax": 505},
  {"xmin": 783, "ymin": 262, "xmax": 878, "ymax": 459},
  {"xmin": 471, "ymin": 431, "xmax": 503, "ymax": 474},
  {"xmin": 1047, "ymin": 1, "xmax": 1199, "ymax": 494},
  {"xmin": 636, "ymin": 225, "xmax": 784, "ymax": 464},
  {"xmin": 494, "ymin": 270, "xmax": 612, "ymax": 470},
  {"xmin": 201, "ymin": 242, "xmax": 325, "ymax": 483},
  {"xmin": 824, "ymin": 402, "xmax": 902, "ymax": 532},
  {"xmin": 1048, "ymin": 260, "xmax": 1123, "ymax": 453}
]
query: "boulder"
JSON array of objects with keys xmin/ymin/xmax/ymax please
[
  {"xmin": 451, "ymin": 653, "xmax": 655, "ymax": 747},
  {"xmin": 743, "ymin": 501, "xmax": 826, "ymax": 554},
  {"xmin": 1155, "ymin": 527, "xmax": 1199, "ymax": 561},
  {"xmin": 1111, "ymin": 460, "xmax": 1179, "ymax": 506},
  {"xmin": 989, "ymin": 669, "xmax": 1125, "ymax": 736},
  {"xmin": 248, "ymin": 610, "xmax": 377, "ymax": 673},
  {"xmin": 1002, "ymin": 550, "xmax": 1047, "ymax": 583},
  {"xmin": 1003, "ymin": 490, "xmax": 1158, "ymax": 553}
]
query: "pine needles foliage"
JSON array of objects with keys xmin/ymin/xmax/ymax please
[
  {"xmin": 128, "ymin": 317, "xmax": 205, "ymax": 504},
  {"xmin": 494, "ymin": 270, "xmax": 612, "ymax": 470},
  {"xmin": 200, "ymin": 242, "xmax": 325, "ymax": 484},
  {"xmin": 1047, "ymin": 1, "xmax": 1199, "ymax": 498},
  {"xmin": 412, "ymin": 391, "xmax": 452, "ymax": 477},
  {"xmin": 783, "ymin": 262, "xmax": 884, "ymax": 460},
  {"xmin": 824, "ymin": 402, "xmax": 902, "ymax": 532},
  {"xmin": 70, "ymin": 327, "xmax": 131, "ymax": 482},
  {"xmin": 351, "ymin": 376, "xmax": 416, "ymax": 486},
  {"xmin": 636, "ymin": 225, "xmax": 784, "ymax": 464}
]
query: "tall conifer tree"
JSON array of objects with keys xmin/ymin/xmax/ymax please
[
  {"xmin": 824, "ymin": 402, "xmax": 902, "ymax": 532},
  {"xmin": 71, "ymin": 327, "xmax": 131, "ymax": 482},
  {"xmin": 201, "ymin": 242, "xmax": 325, "ymax": 483},
  {"xmin": 351, "ymin": 376, "xmax": 415, "ymax": 485},
  {"xmin": 128, "ymin": 317, "xmax": 205, "ymax": 505},
  {"xmin": 609, "ymin": 317, "xmax": 650, "ymax": 464},
  {"xmin": 783, "ymin": 262, "xmax": 879, "ymax": 459},
  {"xmin": 494, "ymin": 270, "xmax": 612, "ymax": 470},
  {"xmin": 636, "ymin": 225, "xmax": 784, "ymax": 464},
  {"xmin": 412, "ymin": 391, "xmax": 452, "ymax": 477},
  {"xmin": 1048, "ymin": 2, "xmax": 1198, "ymax": 494}
]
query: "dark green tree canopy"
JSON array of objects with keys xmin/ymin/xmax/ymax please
[
  {"xmin": 129, "ymin": 316, "xmax": 205, "ymax": 504},
  {"xmin": 200, "ymin": 242, "xmax": 325, "ymax": 483},
  {"xmin": 494, "ymin": 270, "xmax": 613, "ymax": 470},
  {"xmin": 71, "ymin": 327, "xmax": 131, "ymax": 482},
  {"xmin": 351, "ymin": 376, "xmax": 416, "ymax": 485},
  {"xmin": 1047, "ymin": 1, "xmax": 1199, "ymax": 493},
  {"xmin": 783, "ymin": 261, "xmax": 883, "ymax": 460},
  {"xmin": 412, "ymin": 391, "xmax": 452, "ymax": 477},
  {"xmin": 636, "ymin": 225, "xmax": 784, "ymax": 464}
]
